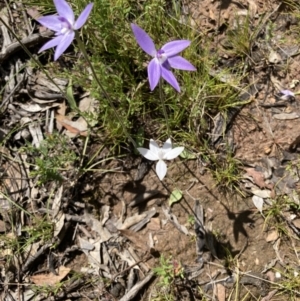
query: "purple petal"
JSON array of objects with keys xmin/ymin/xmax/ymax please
[
  {"xmin": 168, "ymin": 56, "xmax": 196, "ymax": 71},
  {"xmin": 137, "ymin": 148, "xmax": 159, "ymax": 161},
  {"xmin": 164, "ymin": 147, "xmax": 184, "ymax": 160},
  {"xmin": 131, "ymin": 23, "xmax": 156, "ymax": 56},
  {"xmin": 161, "ymin": 67, "xmax": 180, "ymax": 92},
  {"xmin": 54, "ymin": 0, "xmax": 74, "ymax": 24},
  {"xmin": 161, "ymin": 40, "xmax": 191, "ymax": 57},
  {"xmin": 162, "ymin": 138, "xmax": 172, "ymax": 151},
  {"xmin": 148, "ymin": 59, "xmax": 161, "ymax": 91},
  {"xmin": 74, "ymin": 3, "xmax": 93, "ymax": 30},
  {"xmin": 54, "ymin": 31, "xmax": 75, "ymax": 60},
  {"xmin": 156, "ymin": 160, "xmax": 167, "ymax": 180},
  {"xmin": 38, "ymin": 35, "xmax": 63, "ymax": 53},
  {"xmin": 280, "ymin": 89, "xmax": 295, "ymax": 97},
  {"xmin": 37, "ymin": 15, "xmax": 62, "ymax": 32}
]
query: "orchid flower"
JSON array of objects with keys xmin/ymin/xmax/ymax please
[
  {"xmin": 280, "ymin": 90, "xmax": 295, "ymax": 97},
  {"xmin": 37, "ymin": 0, "xmax": 93, "ymax": 60},
  {"xmin": 131, "ymin": 23, "xmax": 196, "ymax": 92},
  {"xmin": 279, "ymin": 89, "xmax": 295, "ymax": 101},
  {"xmin": 137, "ymin": 138, "xmax": 184, "ymax": 180}
]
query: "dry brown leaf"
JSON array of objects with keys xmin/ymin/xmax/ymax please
[
  {"xmin": 209, "ymin": 9, "xmax": 216, "ymax": 21},
  {"xmin": 222, "ymin": 9, "xmax": 230, "ymax": 20},
  {"xmin": 57, "ymin": 101, "xmax": 67, "ymax": 117},
  {"xmin": 266, "ymin": 229, "xmax": 279, "ymax": 242},
  {"xmin": 119, "ymin": 213, "xmax": 147, "ymax": 230},
  {"xmin": 292, "ymin": 219, "xmax": 300, "ymax": 229},
  {"xmin": 54, "ymin": 213, "xmax": 65, "ymax": 237},
  {"xmin": 78, "ymin": 95, "xmax": 94, "ymax": 112},
  {"xmin": 26, "ymin": 7, "xmax": 41, "ymax": 20},
  {"xmin": 56, "ymin": 114, "xmax": 88, "ymax": 137},
  {"xmin": 216, "ymin": 283, "xmax": 226, "ymax": 301},
  {"xmin": 247, "ymin": 0, "xmax": 257, "ymax": 18},
  {"xmin": 261, "ymin": 289, "xmax": 278, "ymax": 301},
  {"xmin": 30, "ymin": 266, "xmax": 70, "ymax": 286},
  {"xmin": 265, "ymin": 271, "xmax": 275, "ymax": 282},
  {"xmin": 0, "ymin": 220, "xmax": 6, "ymax": 232},
  {"xmin": 3, "ymin": 153, "xmax": 28, "ymax": 202},
  {"xmin": 245, "ymin": 168, "xmax": 266, "ymax": 189}
]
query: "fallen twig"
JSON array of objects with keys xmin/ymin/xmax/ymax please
[
  {"xmin": 118, "ymin": 271, "xmax": 154, "ymax": 301},
  {"xmin": 22, "ymin": 243, "xmax": 52, "ymax": 274},
  {"xmin": 0, "ymin": 30, "xmax": 53, "ymax": 63}
]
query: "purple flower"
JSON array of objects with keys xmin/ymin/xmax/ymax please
[
  {"xmin": 280, "ymin": 89, "xmax": 295, "ymax": 97},
  {"xmin": 37, "ymin": 0, "xmax": 93, "ymax": 60},
  {"xmin": 131, "ymin": 23, "xmax": 196, "ymax": 92}
]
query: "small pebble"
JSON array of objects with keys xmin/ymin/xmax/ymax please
[{"xmin": 275, "ymin": 272, "xmax": 281, "ymax": 279}]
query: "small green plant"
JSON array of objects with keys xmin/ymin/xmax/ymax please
[
  {"xmin": 187, "ymin": 214, "xmax": 195, "ymax": 226},
  {"xmin": 153, "ymin": 255, "xmax": 175, "ymax": 286},
  {"xmin": 152, "ymin": 255, "xmax": 185, "ymax": 301},
  {"xmin": 210, "ymin": 150, "xmax": 242, "ymax": 193},
  {"xmin": 224, "ymin": 14, "xmax": 253, "ymax": 59},
  {"xmin": 0, "ymin": 215, "xmax": 53, "ymax": 265},
  {"xmin": 270, "ymin": 266, "xmax": 300, "ymax": 300},
  {"xmin": 153, "ymin": 255, "xmax": 184, "ymax": 286},
  {"xmin": 22, "ymin": 217, "xmax": 54, "ymax": 245},
  {"xmin": 261, "ymin": 195, "xmax": 296, "ymax": 241},
  {"xmin": 26, "ymin": 133, "xmax": 77, "ymax": 185}
]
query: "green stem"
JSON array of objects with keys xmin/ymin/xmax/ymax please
[
  {"xmin": 159, "ymin": 78, "xmax": 170, "ymax": 137},
  {"xmin": 75, "ymin": 32, "xmax": 136, "ymax": 149}
]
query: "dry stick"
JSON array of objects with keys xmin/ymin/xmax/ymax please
[
  {"xmin": 0, "ymin": 76, "xmax": 24, "ymax": 109},
  {"xmin": 111, "ymin": 257, "xmax": 148, "ymax": 281},
  {"xmin": 102, "ymin": 242, "xmax": 118, "ymax": 274},
  {"xmin": 118, "ymin": 271, "xmax": 155, "ymax": 301},
  {"xmin": 22, "ymin": 243, "xmax": 52, "ymax": 273},
  {"xmin": 75, "ymin": 32, "xmax": 137, "ymax": 149},
  {"xmin": 0, "ymin": 30, "xmax": 53, "ymax": 63}
]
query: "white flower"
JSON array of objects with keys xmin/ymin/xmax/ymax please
[{"xmin": 137, "ymin": 138, "xmax": 184, "ymax": 180}]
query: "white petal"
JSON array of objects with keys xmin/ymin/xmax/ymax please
[
  {"xmin": 137, "ymin": 148, "xmax": 158, "ymax": 161},
  {"xmin": 163, "ymin": 147, "xmax": 184, "ymax": 160},
  {"xmin": 156, "ymin": 160, "xmax": 167, "ymax": 180},
  {"xmin": 252, "ymin": 195, "xmax": 263, "ymax": 213},
  {"xmin": 149, "ymin": 139, "xmax": 160, "ymax": 155},
  {"xmin": 162, "ymin": 138, "xmax": 172, "ymax": 152}
]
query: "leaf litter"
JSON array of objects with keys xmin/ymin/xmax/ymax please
[{"xmin": 1, "ymin": 0, "xmax": 300, "ymax": 300}]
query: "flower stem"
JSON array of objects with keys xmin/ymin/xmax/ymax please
[
  {"xmin": 75, "ymin": 32, "xmax": 137, "ymax": 149},
  {"xmin": 159, "ymin": 79, "xmax": 170, "ymax": 137}
]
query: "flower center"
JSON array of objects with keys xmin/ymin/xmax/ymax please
[
  {"xmin": 58, "ymin": 17, "xmax": 73, "ymax": 34},
  {"xmin": 156, "ymin": 49, "xmax": 167, "ymax": 64},
  {"xmin": 157, "ymin": 150, "xmax": 164, "ymax": 160}
]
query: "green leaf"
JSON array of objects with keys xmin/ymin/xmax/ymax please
[
  {"xmin": 180, "ymin": 148, "xmax": 197, "ymax": 159},
  {"xmin": 66, "ymin": 79, "xmax": 78, "ymax": 111},
  {"xmin": 134, "ymin": 127, "xmax": 144, "ymax": 155},
  {"xmin": 168, "ymin": 189, "xmax": 183, "ymax": 206}
]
